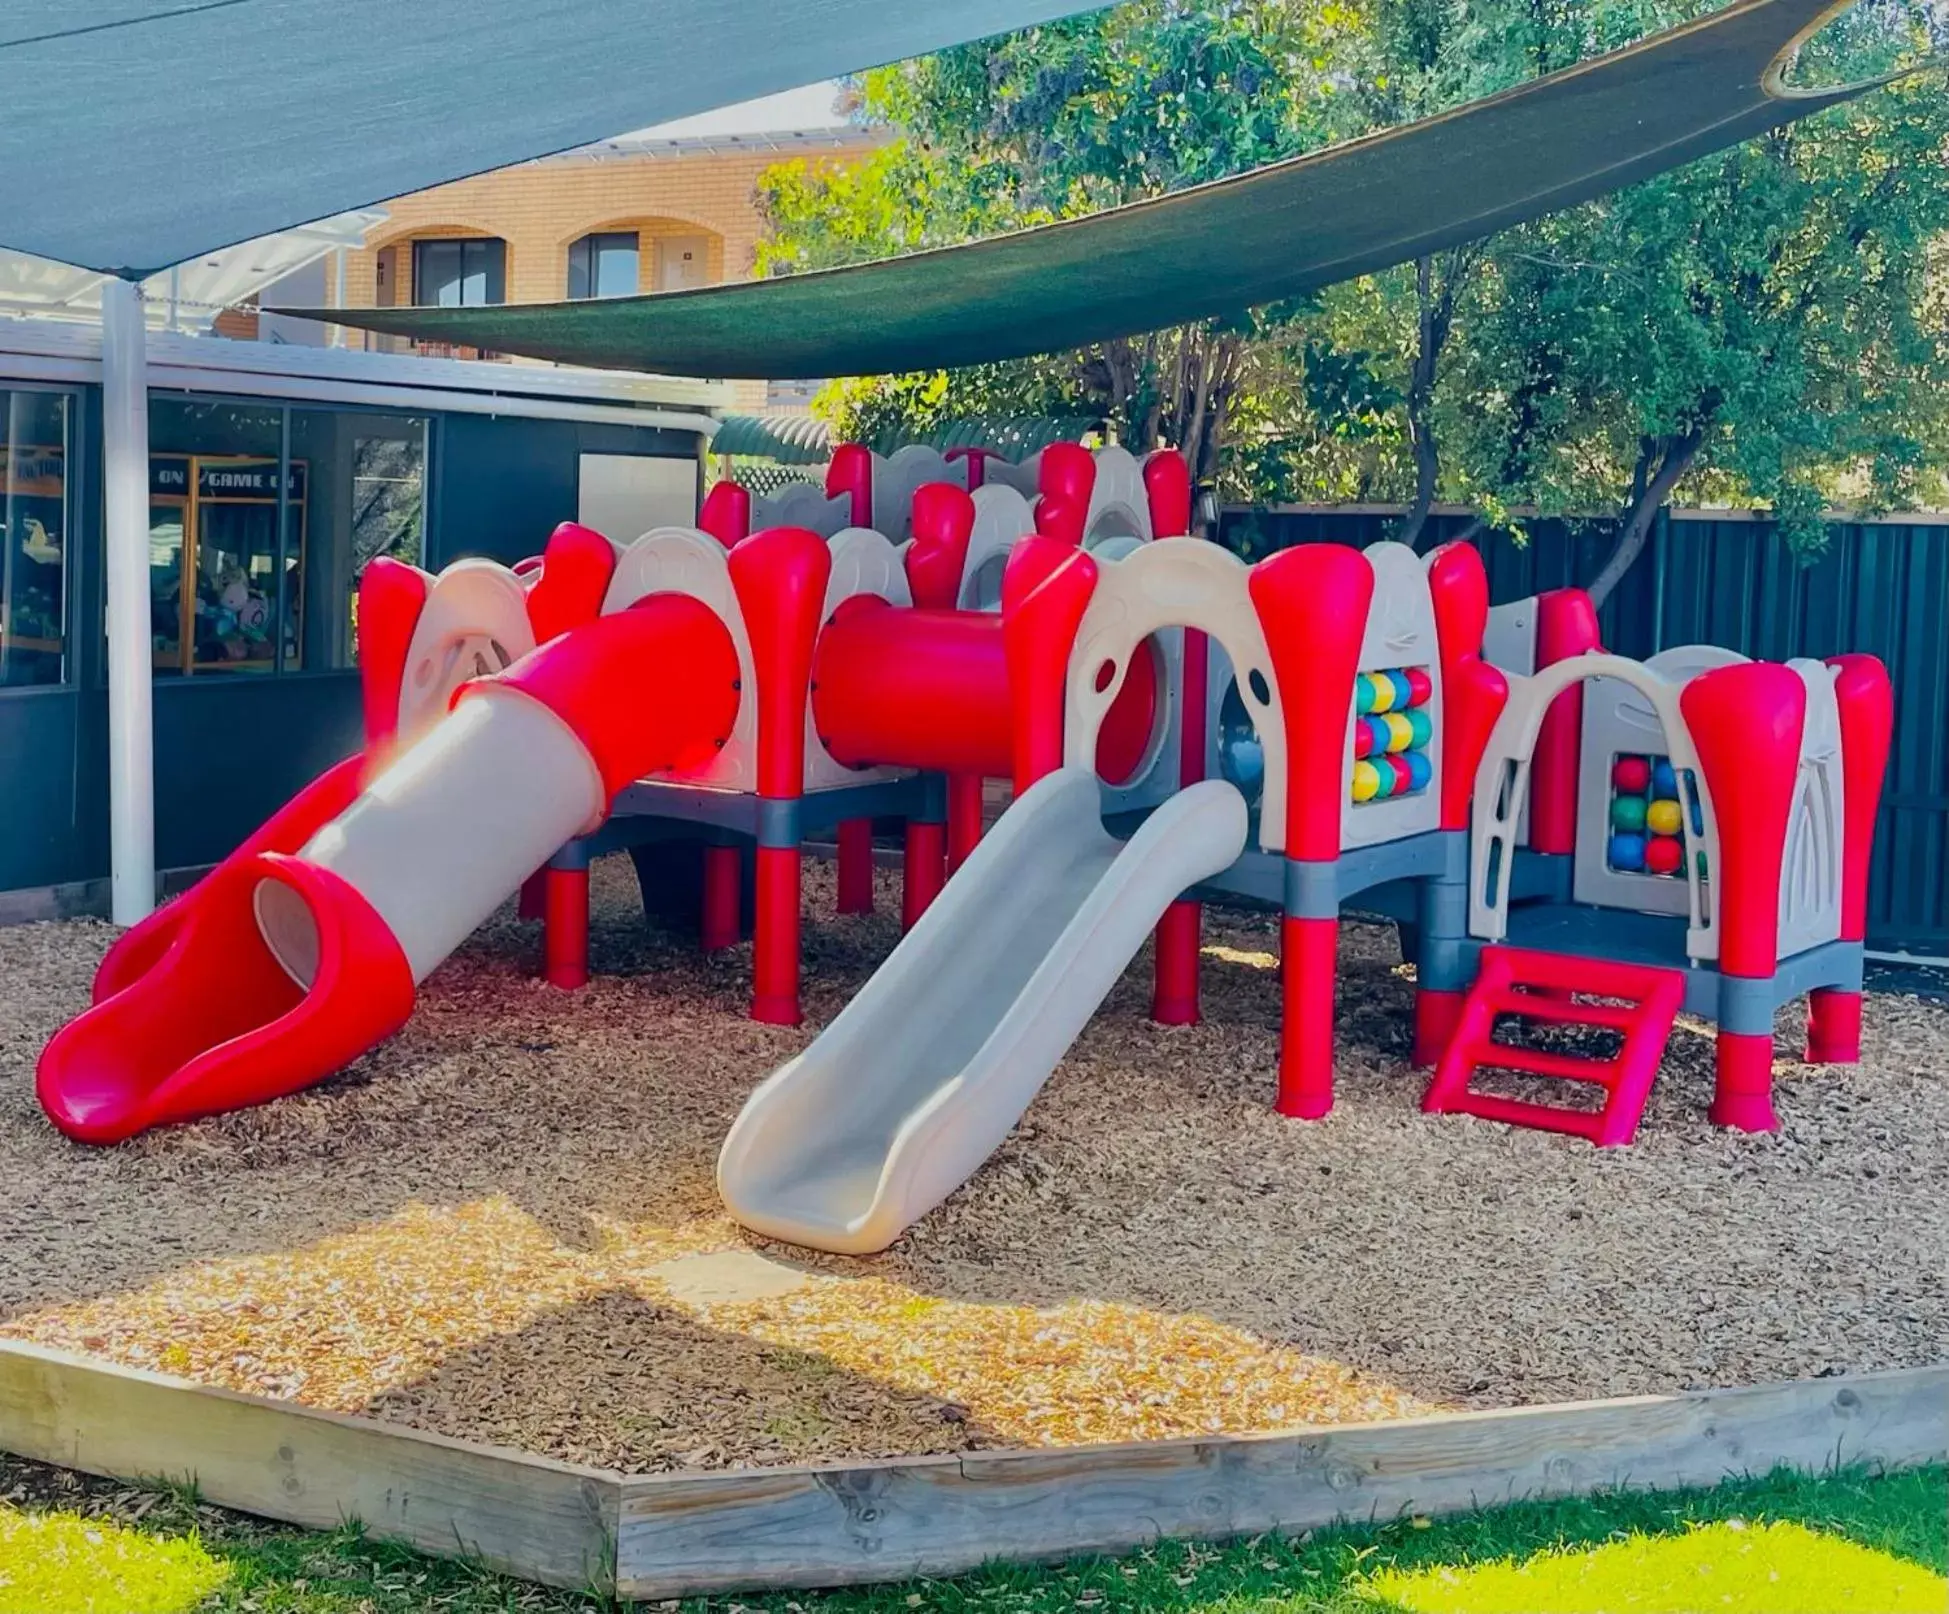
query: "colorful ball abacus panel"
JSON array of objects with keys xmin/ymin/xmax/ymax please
[
  {"xmin": 1606, "ymin": 753, "xmax": 1706, "ymax": 879},
  {"xmin": 1350, "ymin": 666, "xmax": 1435, "ymax": 803}
]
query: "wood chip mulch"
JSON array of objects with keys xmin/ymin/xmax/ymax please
[{"xmin": 1, "ymin": 857, "xmax": 1942, "ymax": 1474}]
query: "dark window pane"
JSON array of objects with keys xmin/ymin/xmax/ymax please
[
  {"xmin": 414, "ymin": 237, "xmax": 505, "ymax": 307},
  {"xmin": 284, "ymin": 408, "xmax": 428, "ymax": 670},
  {"xmin": 567, "ymin": 232, "xmax": 638, "ymax": 299},
  {"xmin": 1, "ymin": 388, "xmax": 71, "ymax": 687}
]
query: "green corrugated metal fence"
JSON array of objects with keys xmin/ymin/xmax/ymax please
[{"xmin": 1220, "ymin": 507, "xmax": 1949, "ymax": 958}]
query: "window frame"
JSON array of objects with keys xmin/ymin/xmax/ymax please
[
  {"xmin": 0, "ymin": 383, "xmax": 81, "ymax": 693},
  {"xmin": 411, "ymin": 236, "xmax": 507, "ymax": 308},
  {"xmin": 566, "ymin": 231, "xmax": 641, "ymax": 301},
  {"xmin": 140, "ymin": 392, "xmax": 432, "ymax": 684}
]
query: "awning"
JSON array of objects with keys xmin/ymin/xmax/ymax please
[
  {"xmin": 0, "ymin": 1, "xmax": 1105, "ymax": 277},
  {"xmin": 0, "ymin": 212, "xmax": 385, "ymax": 331},
  {"xmin": 304, "ymin": 0, "xmax": 1909, "ymax": 379}
]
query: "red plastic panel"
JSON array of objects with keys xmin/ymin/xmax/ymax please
[
  {"xmin": 1681, "ymin": 661, "xmax": 1807, "ymax": 979},
  {"xmin": 1825, "ymin": 653, "xmax": 1894, "ymax": 943},
  {"xmin": 353, "ymin": 556, "xmax": 428, "ymax": 759},
  {"xmin": 905, "ymin": 482, "xmax": 977, "ymax": 610},
  {"xmin": 826, "ymin": 443, "xmax": 874, "ymax": 528},
  {"xmin": 1000, "ymin": 537, "xmax": 1099, "ymax": 790},
  {"xmin": 726, "ymin": 526, "xmax": 833, "ymax": 799},
  {"xmin": 1248, "ymin": 544, "xmax": 1376, "ymax": 861},
  {"xmin": 699, "ymin": 480, "xmax": 751, "ymax": 547},
  {"xmin": 1142, "ymin": 450, "xmax": 1193, "ymax": 538},
  {"xmin": 525, "ymin": 521, "xmax": 618, "ymax": 645},
  {"xmin": 1530, "ymin": 588, "xmax": 1602, "ymax": 855}
]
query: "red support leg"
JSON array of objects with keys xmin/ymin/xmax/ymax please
[
  {"xmin": 1711, "ymin": 1029, "xmax": 1779, "ymax": 1132},
  {"xmin": 902, "ymin": 820, "xmax": 947, "ymax": 932},
  {"xmin": 836, "ymin": 818, "xmax": 875, "ymax": 915},
  {"xmin": 1152, "ymin": 899, "xmax": 1202, "ymax": 1026},
  {"xmin": 701, "ymin": 844, "xmax": 741, "ymax": 953},
  {"xmin": 518, "ymin": 870, "xmax": 546, "ymax": 922},
  {"xmin": 1411, "ymin": 986, "xmax": 1466, "ymax": 1069},
  {"xmin": 1805, "ymin": 988, "xmax": 1863, "ymax": 1064},
  {"xmin": 542, "ymin": 866, "xmax": 590, "ymax": 990},
  {"xmin": 946, "ymin": 774, "xmax": 985, "ymax": 874},
  {"xmin": 751, "ymin": 845, "xmax": 802, "ymax": 1025},
  {"xmin": 1278, "ymin": 915, "xmax": 1338, "ymax": 1118}
]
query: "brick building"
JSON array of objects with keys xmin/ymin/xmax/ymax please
[{"xmin": 317, "ymin": 125, "xmax": 881, "ymax": 409}]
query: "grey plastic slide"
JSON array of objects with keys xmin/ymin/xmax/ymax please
[{"xmin": 718, "ymin": 769, "xmax": 1249, "ymax": 1253}]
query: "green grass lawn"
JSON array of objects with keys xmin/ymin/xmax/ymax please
[{"xmin": 2, "ymin": 1457, "xmax": 1942, "ymax": 1614}]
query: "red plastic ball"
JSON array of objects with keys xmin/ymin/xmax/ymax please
[
  {"xmin": 1384, "ymin": 754, "xmax": 1415, "ymax": 793},
  {"xmin": 1645, "ymin": 834, "xmax": 1684, "ymax": 876},
  {"xmin": 1354, "ymin": 722, "xmax": 1374, "ymax": 759},
  {"xmin": 1612, "ymin": 756, "xmax": 1652, "ymax": 794},
  {"xmin": 1404, "ymin": 667, "xmax": 1434, "ymax": 708}
]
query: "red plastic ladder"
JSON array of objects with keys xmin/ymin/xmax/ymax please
[{"xmin": 1422, "ymin": 945, "xmax": 1687, "ymax": 1146}]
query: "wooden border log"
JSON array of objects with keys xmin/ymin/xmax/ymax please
[
  {"xmin": 2, "ymin": 1339, "xmax": 1942, "ymax": 1598},
  {"xmin": 0, "ymin": 1341, "xmax": 619, "ymax": 1592},
  {"xmin": 614, "ymin": 1366, "xmax": 1949, "ymax": 1597}
]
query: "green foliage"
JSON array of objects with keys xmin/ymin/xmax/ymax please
[{"xmin": 756, "ymin": 0, "xmax": 1949, "ymax": 580}]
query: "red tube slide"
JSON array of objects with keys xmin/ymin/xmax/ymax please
[{"xmin": 39, "ymin": 598, "xmax": 739, "ymax": 1145}]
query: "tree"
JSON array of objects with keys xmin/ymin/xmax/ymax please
[
  {"xmin": 1418, "ymin": 0, "xmax": 1949, "ymax": 599},
  {"xmin": 759, "ymin": 0, "xmax": 1949, "ymax": 585},
  {"xmin": 757, "ymin": 0, "xmax": 1378, "ymax": 513}
]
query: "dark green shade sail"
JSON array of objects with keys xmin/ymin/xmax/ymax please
[{"xmin": 305, "ymin": 0, "xmax": 1901, "ymax": 379}]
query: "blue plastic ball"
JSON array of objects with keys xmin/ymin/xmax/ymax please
[
  {"xmin": 1609, "ymin": 831, "xmax": 1648, "ymax": 872},
  {"xmin": 1363, "ymin": 715, "xmax": 1392, "ymax": 757},
  {"xmin": 1386, "ymin": 669, "xmax": 1415, "ymax": 712},
  {"xmin": 1651, "ymin": 759, "xmax": 1679, "ymax": 800},
  {"xmin": 1405, "ymin": 751, "xmax": 1433, "ymax": 792}
]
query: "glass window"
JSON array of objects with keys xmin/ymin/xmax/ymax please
[
  {"xmin": 1, "ymin": 388, "xmax": 71, "ymax": 687},
  {"xmin": 567, "ymin": 232, "xmax": 639, "ymax": 300},
  {"xmin": 287, "ymin": 409, "xmax": 428, "ymax": 668},
  {"xmin": 148, "ymin": 399, "xmax": 290, "ymax": 677},
  {"xmin": 413, "ymin": 237, "xmax": 506, "ymax": 307}
]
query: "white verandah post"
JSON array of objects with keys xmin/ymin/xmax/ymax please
[{"xmin": 101, "ymin": 276, "xmax": 156, "ymax": 924}]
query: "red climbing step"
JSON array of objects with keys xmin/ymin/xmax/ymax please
[{"xmin": 1421, "ymin": 945, "xmax": 1687, "ymax": 1146}]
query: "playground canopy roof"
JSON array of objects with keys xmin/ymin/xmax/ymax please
[
  {"xmin": 308, "ymin": 0, "xmax": 1904, "ymax": 379},
  {"xmin": 713, "ymin": 412, "xmax": 1103, "ymax": 464},
  {"xmin": 0, "ymin": 0, "xmax": 1105, "ymax": 278}
]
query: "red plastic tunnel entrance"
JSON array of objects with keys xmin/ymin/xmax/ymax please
[{"xmin": 811, "ymin": 599, "xmax": 1160, "ymax": 786}]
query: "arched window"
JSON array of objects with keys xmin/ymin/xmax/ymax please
[{"xmin": 567, "ymin": 232, "xmax": 639, "ymax": 299}]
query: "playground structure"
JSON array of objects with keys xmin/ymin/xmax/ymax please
[{"xmin": 35, "ymin": 438, "xmax": 1893, "ymax": 1257}]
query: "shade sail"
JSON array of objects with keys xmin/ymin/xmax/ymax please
[
  {"xmin": 0, "ymin": 1, "xmax": 1104, "ymax": 277},
  {"xmin": 306, "ymin": 0, "xmax": 1903, "ymax": 379}
]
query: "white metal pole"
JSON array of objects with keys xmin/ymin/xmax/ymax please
[{"xmin": 101, "ymin": 276, "xmax": 156, "ymax": 924}]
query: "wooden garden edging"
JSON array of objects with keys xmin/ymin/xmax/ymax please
[{"xmin": 2, "ymin": 1339, "xmax": 1943, "ymax": 1598}]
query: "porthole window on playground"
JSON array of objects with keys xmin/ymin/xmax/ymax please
[
  {"xmin": 0, "ymin": 386, "xmax": 73, "ymax": 688},
  {"xmin": 146, "ymin": 398, "xmax": 426, "ymax": 676}
]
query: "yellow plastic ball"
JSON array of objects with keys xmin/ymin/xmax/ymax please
[
  {"xmin": 1366, "ymin": 671, "xmax": 1397, "ymax": 714},
  {"xmin": 1351, "ymin": 760, "xmax": 1381, "ymax": 802},
  {"xmin": 1646, "ymin": 799, "xmax": 1683, "ymax": 836},
  {"xmin": 1382, "ymin": 711, "xmax": 1415, "ymax": 752}
]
